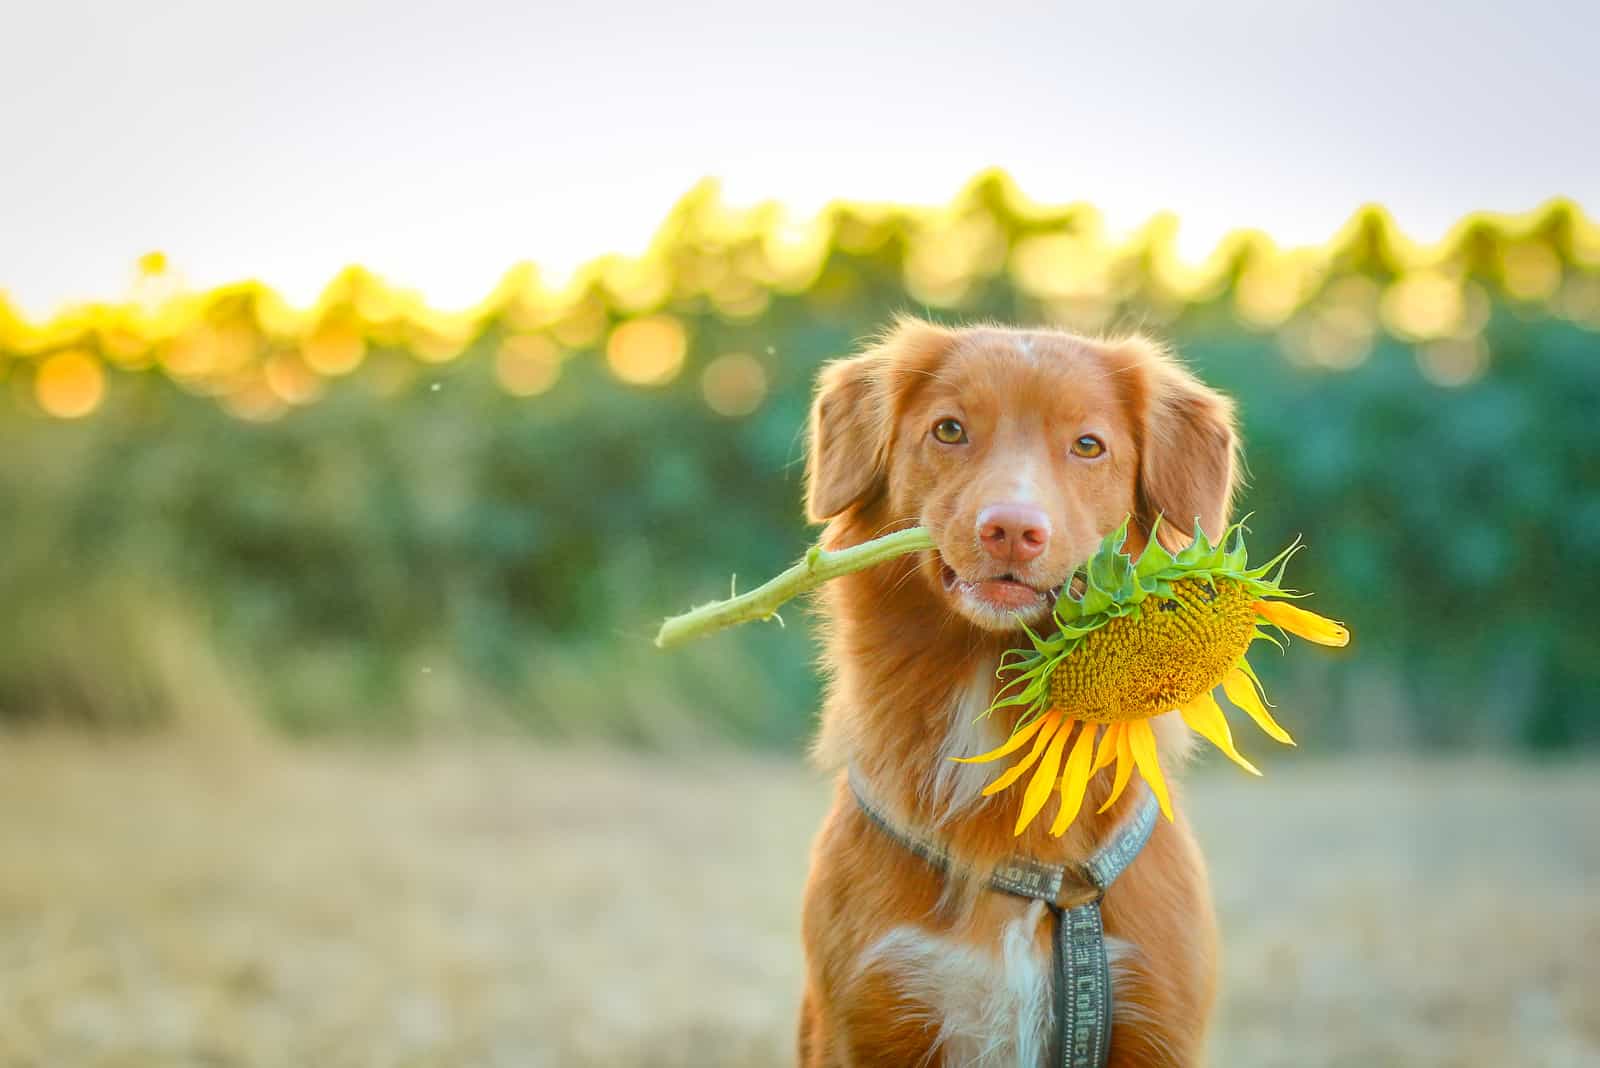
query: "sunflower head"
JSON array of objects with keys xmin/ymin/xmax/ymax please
[{"xmin": 958, "ymin": 516, "xmax": 1349, "ymax": 836}]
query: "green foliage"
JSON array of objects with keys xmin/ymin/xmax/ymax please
[{"xmin": 1, "ymin": 175, "xmax": 1597, "ymax": 748}]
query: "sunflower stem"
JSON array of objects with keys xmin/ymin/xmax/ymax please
[{"xmin": 654, "ymin": 527, "xmax": 936, "ymax": 649}]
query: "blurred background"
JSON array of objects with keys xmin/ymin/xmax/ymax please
[{"xmin": 2, "ymin": 1, "xmax": 1596, "ymax": 1065}]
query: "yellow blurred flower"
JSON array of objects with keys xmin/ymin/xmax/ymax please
[{"xmin": 35, "ymin": 350, "xmax": 106, "ymax": 419}]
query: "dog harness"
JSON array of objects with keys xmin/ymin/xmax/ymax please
[{"xmin": 849, "ymin": 770, "xmax": 1160, "ymax": 1068}]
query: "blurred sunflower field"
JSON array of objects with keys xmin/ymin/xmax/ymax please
[{"xmin": 4, "ymin": 172, "xmax": 1598, "ymax": 750}]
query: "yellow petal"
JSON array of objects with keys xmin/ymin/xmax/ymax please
[
  {"xmin": 951, "ymin": 709, "xmax": 1055, "ymax": 764},
  {"xmin": 1127, "ymin": 719, "xmax": 1173, "ymax": 822},
  {"xmin": 1222, "ymin": 664, "xmax": 1295, "ymax": 746},
  {"xmin": 1050, "ymin": 722, "xmax": 1100, "ymax": 836},
  {"xmin": 1254, "ymin": 599, "xmax": 1349, "ymax": 647},
  {"xmin": 1236, "ymin": 656, "xmax": 1271, "ymax": 698},
  {"xmin": 1179, "ymin": 691, "xmax": 1262, "ymax": 776},
  {"xmin": 981, "ymin": 712, "xmax": 1063, "ymax": 796},
  {"xmin": 1015, "ymin": 718, "xmax": 1072, "ymax": 835},
  {"xmin": 1091, "ymin": 725, "xmax": 1119, "ymax": 774},
  {"xmin": 1097, "ymin": 726, "xmax": 1135, "ymax": 814}
]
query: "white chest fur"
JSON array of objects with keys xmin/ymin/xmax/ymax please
[
  {"xmin": 859, "ymin": 902, "xmax": 1054, "ymax": 1067},
  {"xmin": 923, "ymin": 656, "xmax": 1007, "ymax": 827},
  {"xmin": 858, "ymin": 908, "xmax": 1141, "ymax": 1067}
]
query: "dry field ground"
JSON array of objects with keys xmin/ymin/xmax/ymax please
[{"xmin": 0, "ymin": 735, "xmax": 1596, "ymax": 1067}]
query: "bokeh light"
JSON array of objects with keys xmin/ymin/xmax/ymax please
[
  {"xmin": 264, "ymin": 352, "xmax": 325, "ymax": 406},
  {"xmin": 1416, "ymin": 337, "xmax": 1491, "ymax": 387},
  {"xmin": 222, "ymin": 376, "xmax": 287, "ymax": 422},
  {"xmin": 34, "ymin": 349, "xmax": 105, "ymax": 418},
  {"xmin": 99, "ymin": 327, "xmax": 151, "ymax": 369},
  {"xmin": 302, "ymin": 324, "xmax": 366, "ymax": 376},
  {"xmin": 1381, "ymin": 271, "xmax": 1465, "ymax": 340},
  {"xmin": 160, "ymin": 329, "xmax": 219, "ymax": 379},
  {"xmin": 1234, "ymin": 254, "xmax": 1318, "ymax": 329},
  {"xmin": 700, "ymin": 353, "xmax": 767, "ymax": 417},
  {"xmin": 606, "ymin": 315, "xmax": 687, "ymax": 386},
  {"xmin": 495, "ymin": 334, "xmax": 562, "ymax": 397},
  {"xmin": 550, "ymin": 296, "xmax": 608, "ymax": 349},
  {"xmin": 1010, "ymin": 232, "xmax": 1108, "ymax": 302},
  {"xmin": 905, "ymin": 213, "xmax": 1006, "ymax": 306},
  {"xmin": 1500, "ymin": 242, "xmax": 1562, "ymax": 302},
  {"xmin": 1558, "ymin": 274, "xmax": 1600, "ymax": 327}
]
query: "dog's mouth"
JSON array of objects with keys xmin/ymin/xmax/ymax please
[{"xmin": 938, "ymin": 560, "xmax": 1066, "ymax": 615}]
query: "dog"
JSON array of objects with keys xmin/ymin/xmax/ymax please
[{"xmin": 796, "ymin": 317, "xmax": 1237, "ymax": 1067}]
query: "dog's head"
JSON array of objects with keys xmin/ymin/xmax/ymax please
[{"xmin": 806, "ymin": 317, "xmax": 1239, "ymax": 633}]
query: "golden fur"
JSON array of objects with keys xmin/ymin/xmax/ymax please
[{"xmin": 797, "ymin": 318, "xmax": 1239, "ymax": 1066}]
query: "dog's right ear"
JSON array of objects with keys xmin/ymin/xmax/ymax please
[
  {"xmin": 805, "ymin": 353, "xmax": 888, "ymax": 522},
  {"xmin": 806, "ymin": 317, "xmax": 955, "ymax": 522}
]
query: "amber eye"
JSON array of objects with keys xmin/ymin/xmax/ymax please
[
  {"xmin": 1071, "ymin": 434, "xmax": 1105, "ymax": 458},
  {"xmin": 931, "ymin": 418, "xmax": 968, "ymax": 445}
]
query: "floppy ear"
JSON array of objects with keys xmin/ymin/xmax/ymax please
[
  {"xmin": 1127, "ymin": 341, "xmax": 1240, "ymax": 544},
  {"xmin": 805, "ymin": 317, "xmax": 953, "ymax": 522},
  {"xmin": 805, "ymin": 353, "xmax": 889, "ymax": 522}
]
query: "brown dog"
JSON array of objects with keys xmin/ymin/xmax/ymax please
[{"xmin": 796, "ymin": 318, "xmax": 1238, "ymax": 1066}]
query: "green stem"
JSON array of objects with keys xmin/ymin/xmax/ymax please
[{"xmin": 655, "ymin": 527, "xmax": 936, "ymax": 649}]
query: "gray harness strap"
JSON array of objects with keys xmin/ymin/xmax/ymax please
[{"xmin": 849, "ymin": 770, "xmax": 1160, "ymax": 1068}]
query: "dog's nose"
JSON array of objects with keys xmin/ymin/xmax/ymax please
[{"xmin": 976, "ymin": 503, "xmax": 1050, "ymax": 564}]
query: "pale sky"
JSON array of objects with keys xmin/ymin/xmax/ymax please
[{"xmin": 3, "ymin": 0, "xmax": 1596, "ymax": 318}]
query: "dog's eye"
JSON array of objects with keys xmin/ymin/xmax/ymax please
[
  {"xmin": 931, "ymin": 418, "xmax": 968, "ymax": 445},
  {"xmin": 1071, "ymin": 434, "xmax": 1105, "ymax": 458}
]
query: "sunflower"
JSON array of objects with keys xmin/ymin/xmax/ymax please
[{"xmin": 956, "ymin": 516, "xmax": 1349, "ymax": 836}]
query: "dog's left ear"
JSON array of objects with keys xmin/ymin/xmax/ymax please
[{"xmin": 1122, "ymin": 339, "xmax": 1240, "ymax": 544}]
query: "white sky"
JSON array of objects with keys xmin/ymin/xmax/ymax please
[{"xmin": 3, "ymin": 0, "xmax": 1596, "ymax": 318}]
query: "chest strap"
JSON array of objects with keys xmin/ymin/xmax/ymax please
[{"xmin": 849, "ymin": 769, "xmax": 1160, "ymax": 1068}]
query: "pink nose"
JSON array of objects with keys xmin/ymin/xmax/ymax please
[{"xmin": 976, "ymin": 503, "xmax": 1050, "ymax": 564}]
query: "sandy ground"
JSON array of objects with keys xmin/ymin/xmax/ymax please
[{"xmin": 0, "ymin": 737, "xmax": 1596, "ymax": 1067}]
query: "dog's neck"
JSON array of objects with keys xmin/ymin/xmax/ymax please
[{"xmin": 816, "ymin": 519, "xmax": 1186, "ymax": 875}]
